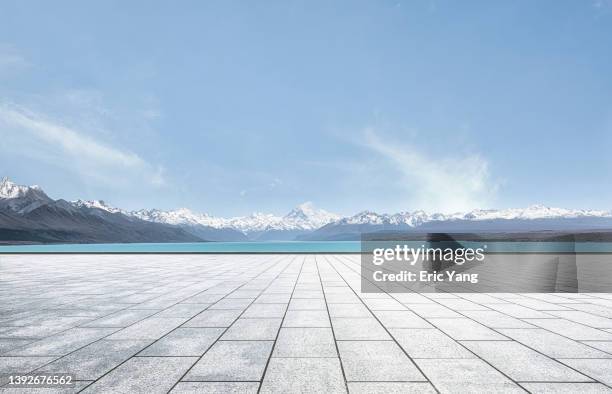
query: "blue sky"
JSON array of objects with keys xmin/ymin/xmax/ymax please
[{"xmin": 1, "ymin": 0, "xmax": 611, "ymax": 216}]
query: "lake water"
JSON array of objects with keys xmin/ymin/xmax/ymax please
[{"xmin": 1, "ymin": 241, "xmax": 612, "ymax": 253}]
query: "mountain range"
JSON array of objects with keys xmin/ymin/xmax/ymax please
[
  {"xmin": 2, "ymin": 176, "xmax": 612, "ymax": 244},
  {"xmin": 0, "ymin": 178, "xmax": 200, "ymax": 244}
]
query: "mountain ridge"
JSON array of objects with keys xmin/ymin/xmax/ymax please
[
  {"xmin": 0, "ymin": 177, "xmax": 202, "ymax": 244},
  {"xmin": 2, "ymin": 176, "xmax": 612, "ymax": 243}
]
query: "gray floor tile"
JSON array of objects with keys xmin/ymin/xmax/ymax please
[
  {"xmin": 288, "ymin": 298, "xmax": 326, "ymax": 310},
  {"xmin": 256, "ymin": 294, "xmax": 292, "ymax": 304},
  {"xmin": 82, "ymin": 356, "xmax": 196, "ymax": 394},
  {"xmin": 283, "ymin": 310, "xmax": 330, "ymax": 327},
  {"xmin": 427, "ymin": 318, "xmax": 509, "ymax": 340},
  {"xmin": 498, "ymin": 328, "xmax": 612, "ymax": 358},
  {"xmin": 525, "ymin": 319, "xmax": 612, "ymax": 340},
  {"xmin": 6, "ymin": 328, "xmax": 117, "ymax": 356},
  {"xmin": 259, "ymin": 357, "xmax": 345, "ymax": 394},
  {"xmin": 332, "ymin": 318, "xmax": 390, "ymax": 340},
  {"xmin": 415, "ymin": 359, "xmax": 525, "ymax": 393},
  {"xmin": 560, "ymin": 359, "xmax": 612, "ymax": 386},
  {"xmin": 372, "ymin": 310, "xmax": 432, "ymax": 328},
  {"xmin": 570, "ymin": 303, "xmax": 612, "ymax": 319},
  {"xmin": 82, "ymin": 309, "xmax": 157, "ymax": 327},
  {"xmin": 0, "ymin": 325, "xmax": 70, "ymax": 339},
  {"xmin": 328, "ymin": 303, "xmax": 371, "ymax": 318},
  {"xmin": 0, "ymin": 380, "xmax": 92, "ymax": 393},
  {"xmin": 227, "ymin": 290, "xmax": 262, "ymax": 299},
  {"xmin": 512, "ymin": 298, "xmax": 573, "ymax": 311},
  {"xmin": 404, "ymin": 303, "xmax": 463, "ymax": 318},
  {"xmin": 462, "ymin": 340, "xmax": 592, "ymax": 382},
  {"xmin": 37, "ymin": 339, "xmax": 151, "ymax": 380},
  {"xmin": 460, "ymin": 310, "xmax": 536, "ymax": 329},
  {"xmin": 0, "ymin": 339, "xmax": 33, "ymax": 354},
  {"xmin": 519, "ymin": 382, "xmax": 611, "ymax": 393},
  {"xmin": 435, "ymin": 298, "xmax": 491, "ymax": 311},
  {"xmin": 363, "ymin": 298, "xmax": 407, "ymax": 310},
  {"xmin": 154, "ymin": 304, "xmax": 211, "ymax": 318},
  {"xmin": 325, "ymin": 293, "xmax": 360, "ymax": 303},
  {"xmin": 221, "ymin": 318, "xmax": 281, "ymax": 340},
  {"xmin": 0, "ymin": 356, "xmax": 57, "ymax": 374},
  {"xmin": 581, "ymin": 341, "xmax": 612, "ymax": 354},
  {"xmin": 347, "ymin": 382, "xmax": 436, "ymax": 393},
  {"xmin": 138, "ymin": 328, "xmax": 223, "ymax": 356},
  {"xmin": 545, "ymin": 311, "xmax": 612, "ymax": 328},
  {"xmin": 292, "ymin": 290, "xmax": 324, "ymax": 299},
  {"xmin": 484, "ymin": 303, "xmax": 555, "ymax": 319},
  {"xmin": 183, "ymin": 310, "xmax": 242, "ymax": 327},
  {"xmin": 107, "ymin": 318, "xmax": 186, "ymax": 340},
  {"xmin": 183, "ymin": 293, "xmax": 225, "ymax": 304},
  {"xmin": 242, "ymin": 303, "xmax": 287, "ymax": 318},
  {"xmin": 273, "ymin": 327, "xmax": 336, "ymax": 357},
  {"xmin": 184, "ymin": 341, "xmax": 273, "ymax": 381},
  {"xmin": 391, "ymin": 328, "xmax": 474, "ymax": 358},
  {"xmin": 337, "ymin": 340, "xmax": 425, "ymax": 382},
  {"xmin": 171, "ymin": 382, "xmax": 259, "ymax": 393},
  {"xmin": 209, "ymin": 298, "xmax": 252, "ymax": 310}
]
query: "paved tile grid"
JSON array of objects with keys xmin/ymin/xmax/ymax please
[{"xmin": 1, "ymin": 254, "xmax": 612, "ymax": 393}]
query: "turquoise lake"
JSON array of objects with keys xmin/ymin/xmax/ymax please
[{"xmin": 1, "ymin": 241, "xmax": 612, "ymax": 253}]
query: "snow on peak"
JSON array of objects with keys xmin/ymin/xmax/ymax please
[
  {"xmin": 458, "ymin": 205, "xmax": 612, "ymax": 221},
  {"xmin": 333, "ymin": 205, "xmax": 612, "ymax": 227},
  {"xmin": 126, "ymin": 202, "xmax": 341, "ymax": 233},
  {"xmin": 283, "ymin": 202, "xmax": 340, "ymax": 230},
  {"xmin": 0, "ymin": 177, "xmax": 52, "ymax": 213},
  {"xmin": 0, "ymin": 177, "xmax": 45, "ymax": 200},
  {"xmin": 72, "ymin": 199, "xmax": 123, "ymax": 214},
  {"xmin": 342, "ymin": 211, "xmax": 388, "ymax": 225},
  {"xmin": 4, "ymin": 175, "xmax": 612, "ymax": 233},
  {"xmin": 129, "ymin": 208, "xmax": 225, "ymax": 227},
  {"xmin": 340, "ymin": 210, "xmax": 431, "ymax": 226}
]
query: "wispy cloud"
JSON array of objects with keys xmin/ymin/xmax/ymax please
[
  {"xmin": 0, "ymin": 103, "xmax": 165, "ymax": 188},
  {"xmin": 363, "ymin": 128, "xmax": 497, "ymax": 213}
]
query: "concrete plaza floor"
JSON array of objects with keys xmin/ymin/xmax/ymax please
[{"xmin": 1, "ymin": 254, "xmax": 612, "ymax": 393}]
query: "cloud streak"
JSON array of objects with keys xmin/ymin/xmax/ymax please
[
  {"xmin": 0, "ymin": 104, "xmax": 165, "ymax": 188},
  {"xmin": 363, "ymin": 128, "xmax": 496, "ymax": 213}
]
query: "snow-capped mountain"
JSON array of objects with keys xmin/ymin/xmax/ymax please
[
  {"xmin": 4, "ymin": 175, "xmax": 612, "ymax": 244},
  {"xmin": 283, "ymin": 202, "xmax": 341, "ymax": 230},
  {"xmin": 0, "ymin": 177, "xmax": 201, "ymax": 244},
  {"xmin": 129, "ymin": 202, "xmax": 340, "ymax": 236},
  {"xmin": 0, "ymin": 177, "xmax": 52, "ymax": 214},
  {"xmin": 303, "ymin": 205, "xmax": 612, "ymax": 240},
  {"xmin": 327, "ymin": 205, "xmax": 612, "ymax": 228},
  {"xmin": 458, "ymin": 205, "xmax": 612, "ymax": 221},
  {"xmin": 335, "ymin": 210, "xmax": 431, "ymax": 227},
  {"xmin": 131, "ymin": 207, "xmax": 216, "ymax": 226},
  {"xmin": 72, "ymin": 199, "xmax": 123, "ymax": 214}
]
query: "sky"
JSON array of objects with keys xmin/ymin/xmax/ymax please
[{"xmin": 1, "ymin": 0, "xmax": 612, "ymax": 216}]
